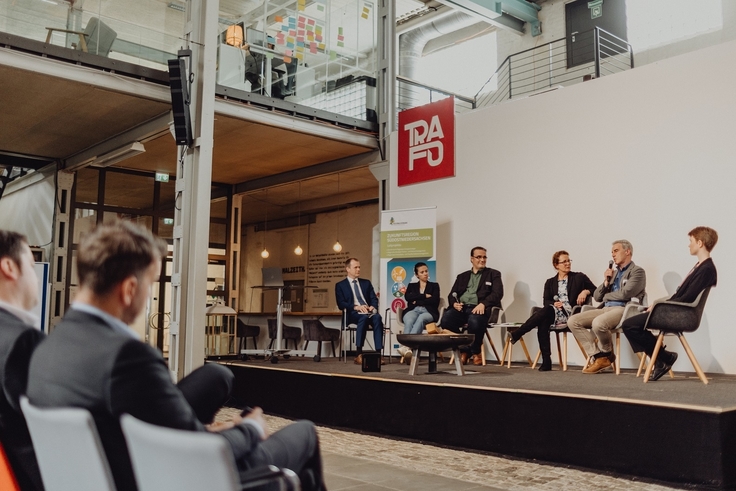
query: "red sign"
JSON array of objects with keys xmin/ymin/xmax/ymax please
[{"xmin": 397, "ymin": 97, "xmax": 455, "ymax": 186}]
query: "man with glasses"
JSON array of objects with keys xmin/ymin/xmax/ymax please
[
  {"xmin": 567, "ymin": 240, "xmax": 646, "ymax": 373},
  {"xmin": 439, "ymin": 247, "xmax": 503, "ymax": 366}
]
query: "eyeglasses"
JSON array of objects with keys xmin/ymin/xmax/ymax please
[
  {"xmin": 472, "ymin": 255, "xmax": 487, "ymax": 260},
  {"xmin": 557, "ymin": 259, "xmax": 572, "ymax": 264}
]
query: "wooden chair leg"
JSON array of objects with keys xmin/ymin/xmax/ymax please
[
  {"xmin": 501, "ymin": 338, "xmax": 510, "ymax": 367},
  {"xmin": 636, "ymin": 352, "xmax": 646, "ymax": 377},
  {"xmin": 643, "ymin": 333, "xmax": 665, "ymax": 383},
  {"xmin": 614, "ymin": 332, "xmax": 621, "ymax": 375},
  {"xmin": 481, "ymin": 342, "xmax": 487, "ymax": 366},
  {"xmin": 485, "ymin": 331, "xmax": 500, "ymax": 362},
  {"xmin": 519, "ymin": 338, "xmax": 533, "ymax": 366},
  {"xmin": 677, "ymin": 333, "xmax": 708, "ymax": 385},
  {"xmin": 574, "ymin": 336, "xmax": 588, "ymax": 370},
  {"xmin": 532, "ymin": 350, "xmax": 541, "ymax": 369}
]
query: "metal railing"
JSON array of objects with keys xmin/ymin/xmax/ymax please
[
  {"xmin": 475, "ymin": 27, "xmax": 633, "ymax": 108},
  {"xmin": 397, "ymin": 75, "xmax": 476, "ymax": 113}
]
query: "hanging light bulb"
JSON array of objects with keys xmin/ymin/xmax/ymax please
[
  {"xmin": 333, "ymin": 173, "xmax": 342, "ymax": 253},
  {"xmin": 294, "ymin": 181, "xmax": 303, "ymax": 255},
  {"xmin": 261, "ymin": 248, "xmax": 270, "ymax": 258}
]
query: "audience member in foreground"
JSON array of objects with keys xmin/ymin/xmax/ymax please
[
  {"xmin": 509, "ymin": 250, "xmax": 596, "ymax": 371},
  {"xmin": 567, "ymin": 240, "xmax": 646, "ymax": 374},
  {"xmin": 0, "ymin": 230, "xmax": 45, "ymax": 491},
  {"xmin": 26, "ymin": 222, "xmax": 325, "ymax": 491},
  {"xmin": 439, "ymin": 247, "xmax": 503, "ymax": 366},
  {"xmin": 622, "ymin": 226, "xmax": 718, "ymax": 381}
]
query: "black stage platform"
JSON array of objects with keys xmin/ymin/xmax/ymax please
[{"xmin": 220, "ymin": 356, "xmax": 736, "ymax": 489}]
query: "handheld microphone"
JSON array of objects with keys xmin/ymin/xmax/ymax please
[
  {"xmin": 452, "ymin": 292, "xmax": 459, "ymax": 303},
  {"xmin": 553, "ymin": 295, "xmax": 568, "ymax": 318},
  {"xmin": 606, "ymin": 260, "xmax": 614, "ymax": 280}
]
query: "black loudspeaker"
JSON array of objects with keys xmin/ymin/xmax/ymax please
[
  {"xmin": 167, "ymin": 57, "xmax": 193, "ymax": 147},
  {"xmin": 361, "ymin": 352, "xmax": 381, "ymax": 373}
]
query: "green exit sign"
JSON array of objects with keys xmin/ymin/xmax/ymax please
[{"xmin": 155, "ymin": 172, "xmax": 170, "ymax": 182}]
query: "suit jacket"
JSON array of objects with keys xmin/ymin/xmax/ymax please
[
  {"xmin": 593, "ymin": 261, "xmax": 646, "ymax": 304},
  {"xmin": 669, "ymin": 257, "xmax": 717, "ymax": 303},
  {"xmin": 0, "ymin": 308, "xmax": 45, "ymax": 491},
  {"xmin": 542, "ymin": 272, "xmax": 596, "ymax": 307},
  {"xmin": 335, "ymin": 277, "xmax": 379, "ymax": 312},
  {"xmin": 403, "ymin": 281, "xmax": 440, "ymax": 321},
  {"xmin": 447, "ymin": 268, "xmax": 503, "ymax": 309},
  {"xmin": 26, "ymin": 309, "xmax": 261, "ymax": 491}
]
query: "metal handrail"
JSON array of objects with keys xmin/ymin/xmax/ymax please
[{"xmin": 397, "ymin": 75, "xmax": 475, "ymax": 107}]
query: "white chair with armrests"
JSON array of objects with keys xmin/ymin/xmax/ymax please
[
  {"xmin": 120, "ymin": 413, "xmax": 300, "ymax": 491},
  {"xmin": 45, "ymin": 17, "xmax": 117, "ymax": 57},
  {"xmin": 580, "ymin": 294, "xmax": 656, "ymax": 375},
  {"xmin": 20, "ymin": 396, "xmax": 116, "ymax": 491}
]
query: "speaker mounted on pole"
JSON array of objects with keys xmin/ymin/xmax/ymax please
[{"xmin": 168, "ymin": 50, "xmax": 193, "ymax": 147}]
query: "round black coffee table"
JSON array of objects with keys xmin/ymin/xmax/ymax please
[{"xmin": 396, "ymin": 333, "xmax": 474, "ymax": 376}]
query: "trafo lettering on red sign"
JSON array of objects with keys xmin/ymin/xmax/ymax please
[{"xmin": 397, "ymin": 96, "xmax": 455, "ymax": 187}]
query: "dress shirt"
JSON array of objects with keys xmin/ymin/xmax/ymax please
[
  {"xmin": 70, "ymin": 303, "xmax": 139, "ymax": 339},
  {"xmin": 0, "ymin": 299, "xmax": 39, "ymax": 328},
  {"xmin": 347, "ymin": 276, "xmax": 367, "ymax": 306},
  {"xmin": 605, "ymin": 263, "xmax": 631, "ymax": 307}
]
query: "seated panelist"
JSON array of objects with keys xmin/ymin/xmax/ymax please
[
  {"xmin": 508, "ymin": 251, "xmax": 595, "ymax": 371},
  {"xmin": 401, "ymin": 262, "xmax": 440, "ymax": 335},
  {"xmin": 335, "ymin": 258, "xmax": 384, "ymax": 365}
]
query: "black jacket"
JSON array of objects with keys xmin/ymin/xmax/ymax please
[
  {"xmin": 0, "ymin": 308, "xmax": 45, "ymax": 491},
  {"xmin": 669, "ymin": 257, "xmax": 717, "ymax": 303},
  {"xmin": 404, "ymin": 281, "xmax": 441, "ymax": 321},
  {"xmin": 542, "ymin": 271, "xmax": 596, "ymax": 307},
  {"xmin": 447, "ymin": 268, "xmax": 503, "ymax": 309}
]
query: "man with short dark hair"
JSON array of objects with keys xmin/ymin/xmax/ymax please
[
  {"xmin": 440, "ymin": 247, "xmax": 503, "ymax": 366},
  {"xmin": 0, "ymin": 230, "xmax": 45, "ymax": 491},
  {"xmin": 27, "ymin": 222, "xmax": 325, "ymax": 491},
  {"xmin": 335, "ymin": 257, "xmax": 384, "ymax": 365}
]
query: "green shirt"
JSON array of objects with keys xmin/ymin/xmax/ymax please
[{"xmin": 459, "ymin": 269, "xmax": 483, "ymax": 305}]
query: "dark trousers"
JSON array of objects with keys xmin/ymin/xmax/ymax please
[
  {"xmin": 440, "ymin": 305, "xmax": 491, "ymax": 354},
  {"xmin": 346, "ymin": 311, "xmax": 384, "ymax": 352},
  {"xmin": 621, "ymin": 312, "xmax": 657, "ymax": 355},
  {"xmin": 514, "ymin": 305, "xmax": 556, "ymax": 362},
  {"xmin": 177, "ymin": 363, "xmax": 234, "ymax": 424},
  {"xmin": 242, "ymin": 420, "xmax": 325, "ymax": 491}
]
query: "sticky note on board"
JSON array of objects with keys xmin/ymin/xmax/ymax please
[
  {"xmin": 285, "ymin": 49, "xmax": 293, "ymax": 56},
  {"xmin": 329, "ymin": 50, "xmax": 337, "ymax": 60},
  {"xmin": 337, "ymin": 41, "xmax": 344, "ymax": 47},
  {"xmin": 337, "ymin": 34, "xmax": 344, "ymax": 41},
  {"xmin": 275, "ymin": 15, "xmax": 283, "ymax": 22},
  {"xmin": 308, "ymin": 18, "xmax": 315, "ymax": 26},
  {"xmin": 361, "ymin": 12, "xmax": 368, "ymax": 19},
  {"xmin": 310, "ymin": 42, "xmax": 317, "ymax": 53},
  {"xmin": 338, "ymin": 27, "xmax": 343, "ymax": 35},
  {"xmin": 317, "ymin": 5, "xmax": 324, "ymax": 11},
  {"xmin": 296, "ymin": 52, "xmax": 303, "ymax": 60},
  {"xmin": 283, "ymin": 56, "xmax": 292, "ymax": 63}
]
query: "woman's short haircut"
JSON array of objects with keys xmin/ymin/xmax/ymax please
[
  {"xmin": 552, "ymin": 250, "xmax": 569, "ymax": 267},
  {"xmin": 413, "ymin": 262, "xmax": 427, "ymax": 275},
  {"xmin": 0, "ymin": 230, "xmax": 27, "ymax": 268},
  {"xmin": 77, "ymin": 221, "xmax": 167, "ymax": 295},
  {"xmin": 689, "ymin": 226, "xmax": 718, "ymax": 252}
]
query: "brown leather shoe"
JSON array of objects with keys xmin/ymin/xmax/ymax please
[
  {"xmin": 472, "ymin": 354, "xmax": 483, "ymax": 366},
  {"xmin": 582, "ymin": 356, "xmax": 612, "ymax": 373},
  {"xmin": 460, "ymin": 352, "xmax": 469, "ymax": 365},
  {"xmin": 354, "ymin": 354, "xmax": 363, "ymax": 365},
  {"xmin": 380, "ymin": 356, "xmax": 386, "ymax": 366}
]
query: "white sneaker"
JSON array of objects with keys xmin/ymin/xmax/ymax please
[{"xmin": 398, "ymin": 346, "xmax": 413, "ymax": 364}]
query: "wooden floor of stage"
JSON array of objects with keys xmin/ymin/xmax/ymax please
[{"xmin": 219, "ymin": 355, "xmax": 736, "ymax": 412}]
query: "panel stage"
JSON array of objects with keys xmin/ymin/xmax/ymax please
[{"xmin": 220, "ymin": 356, "xmax": 736, "ymax": 489}]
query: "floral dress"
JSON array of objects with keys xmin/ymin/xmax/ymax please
[{"xmin": 553, "ymin": 278, "xmax": 573, "ymax": 326}]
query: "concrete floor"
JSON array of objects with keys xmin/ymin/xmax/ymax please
[{"xmin": 217, "ymin": 408, "xmax": 686, "ymax": 491}]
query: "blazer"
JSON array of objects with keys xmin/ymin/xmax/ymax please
[
  {"xmin": 447, "ymin": 268, "xmax": 503, "ymax": 309},
  {"xmin": 403, "ymin": 281, "xmax": 440, "ymax": 321},
  {"xmin": 335, "ymin": 277, "xmax": 379, "ymax": 312},
  {"xmin": 0, "ymin": 308, "xmax": 45, "ymax": 491},
  {"xmin": 669, "ymin": 257, "xmax": 717, "ymax": 303},
  {"xmin": 26, "ymin": 309, "xmax": 261, "ymax": 491},
  {"xmin": 593, "ymin": 261, "xmax": 646, "ymax": 304},
  {"xmin": 542, "ymin": 272, "xmax": 597, "ymax": 307}
]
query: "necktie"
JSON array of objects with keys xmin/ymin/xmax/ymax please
[{"xmin": 353, "ymin": 280, "xmax": 367, "ymax": 306}]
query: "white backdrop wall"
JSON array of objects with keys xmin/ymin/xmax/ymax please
[{"xmin": 389, "ymin": 39, "xmax": 736, "ymax": 373}]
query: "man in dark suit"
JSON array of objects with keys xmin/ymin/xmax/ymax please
[
  {"xmin": 26, "ymin": 222, "xmax": 324, "ymax": 491},
  {"xmin": 335, "ymin": 257, "xmax": 384, "ymax": 365},
  {"xmin": 440, "ymin": 246, "xmax": 504, "ymax": 366},
  {"xmin": 0, "ymin": 230, "xmax": 45, "ymax": 491}
]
